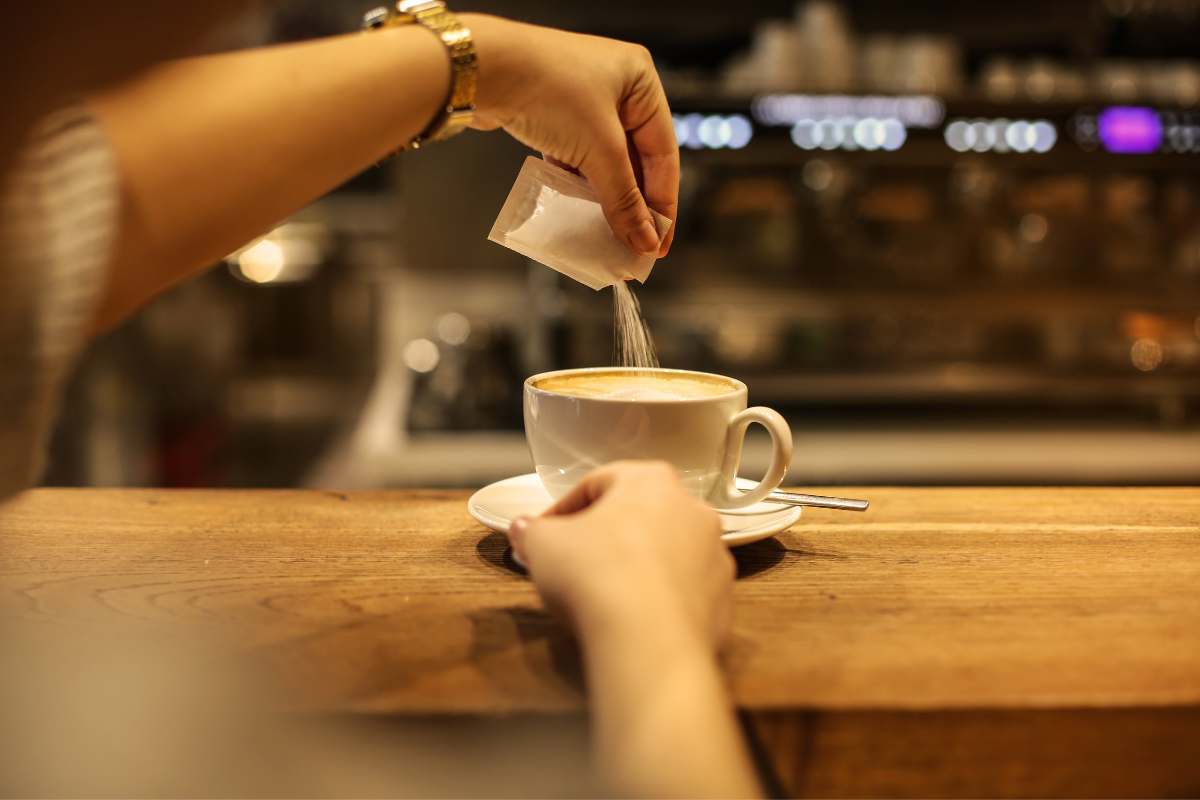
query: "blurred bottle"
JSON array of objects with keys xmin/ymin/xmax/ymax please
[
  {"xmin": 724, "ymin": 19, "xmax": 805, "ymax": 94},
  {"xmin": 796, "ymin": 1, "xmax": 856, "ymax": 93},
  {"xmin": 860, "ymin": 35, "xmax": 902, "ymax": 94},
  {"xmin": 1099, "ymin": 176, "xmax": 1161, "ymax": 282},
  {"xmin": 895, "ymin": 35, "xmax": 963, "ymax": 96}
]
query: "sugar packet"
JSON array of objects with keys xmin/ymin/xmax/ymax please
[{"xmin": 488, "ymin": 156, "xmax": 672, "ymax": 290}]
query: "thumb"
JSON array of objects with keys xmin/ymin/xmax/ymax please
[{"xmin": 581, "ymin": 126, "xmax": 661, "ymax": 256}]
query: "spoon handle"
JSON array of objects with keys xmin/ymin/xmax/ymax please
[{"xmin": 767, "ymin": 490, "xmax": 869, "ymax": 512}]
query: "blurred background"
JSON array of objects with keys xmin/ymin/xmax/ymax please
[{"xmin": 45, "ymin": 0, "xmax": 1200, "ymax": 489}]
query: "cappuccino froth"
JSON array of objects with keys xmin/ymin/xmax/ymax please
[{"xmin": 534, "ymin": 371, "xmax": 737, "ymax": 401}]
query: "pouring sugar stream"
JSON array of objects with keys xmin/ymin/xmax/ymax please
[{"xmin": 489, "ymin": 156, "xmax": 669, "ymax": 371}]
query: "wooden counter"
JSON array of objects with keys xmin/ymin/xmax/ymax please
[{"xmin": 2, "ymin": 487, "xmax": 1198, "ymax": 797}]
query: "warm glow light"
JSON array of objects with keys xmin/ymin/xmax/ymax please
[
  {"xmin": 403, "ymin": 338, "xmax": 440, "ymax": 373},
  {"xmin": 802, "ymin": 159, "xmax": 833, "ymax": 191},
  {"xmin": 1130, "ymin": 337, "xmax": 1164, "ymax": 372},
  {"xmin": 1019, "ymin": 213, "xmax": 1049, "ymax": 244},
  {"xmin": 237, "ymin": 239, "xmax": 285, "ymax": 284},
  {"xmin": 436, "ymin": 312, "xmax": 471, "ymax": 345}
]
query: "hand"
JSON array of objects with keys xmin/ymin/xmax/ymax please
[
  {"xmin": 506, "ymin": 461, "xmax": 734, "ymax": 652},
  {"xmin": 462, "ymin": 14, "xmax": 679, "ymax": 258}
]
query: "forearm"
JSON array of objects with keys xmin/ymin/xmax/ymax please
[
  {"xmin": 581, "ymin": 609, "xmax": 762, "ymax": 798},
  {"xmin": 87, "ymin": 25, "xmax": 448, "ymax": 330}
]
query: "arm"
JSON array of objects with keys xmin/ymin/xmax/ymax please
[
  {"xmin": 87, "ymin": 25, "xmax": 447, "ymax": 330},
  {"xmin": 582, "ymin": 603, "xmax": 760, "ymax": 799},
  {"xmin": 88, "ymin": 13, "xmax": 679, "ymax": 330},
  {"xmin": 508, "ymin": 462, "xmax": 761, "ymax": 798}
]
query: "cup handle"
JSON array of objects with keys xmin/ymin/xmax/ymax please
[{"xmin": 709, "ymin": 407, "xmax": 793, "ymax": 510}]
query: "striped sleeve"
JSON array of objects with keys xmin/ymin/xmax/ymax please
[{"xmin": 0, "ymin": 107, "xmax": 118, "ymax": 501}]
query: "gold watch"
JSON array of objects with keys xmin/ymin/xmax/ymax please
[{"xmin": 363, "ymin": 1, "xmax": 477, "ymax": 150}]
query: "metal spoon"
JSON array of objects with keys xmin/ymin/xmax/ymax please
[
  {"xmin": 710, "ymin": 484, "xmax": 873, "ymax": 515},
  {"xmin": 765, "ymin": 490, "xmax": 869, "ymax": 512}
]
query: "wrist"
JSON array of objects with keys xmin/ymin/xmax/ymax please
[
  {"xmin": 575, "ymin": 582, "xmax": 714, "ymax": 666},
  {"xmin": 457, "ymin": 13, "xmax": 526, "ymax": 125}
]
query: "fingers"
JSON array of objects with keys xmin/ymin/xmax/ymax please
[
  {"xmin": 542, "ymin": 464, "xmax": 622, "ymax": 517},
  {"xmin": 581, "ymin": 121, "xmax": 663, "ymax": 257},
  {"xmin": 543, "ymin": 459, "xmax": 681, "ymax": 519},
  {"xmin": 623, "ymin": 79, "xmax": 680, "ymax": 257},
  {"xmin": 506, "ymin": 515, "xmax": 533, "ymax": 564},
  {"xmin": 507, "ymin": 512, "xmax": 572, "ymax": 574}
]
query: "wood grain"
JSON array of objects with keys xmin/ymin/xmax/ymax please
[
  {"xmin": 3, "ymin": 487, "xmax": 1196, "ymax": 712},
  {"xmin": 2, "ymin": 487, "xmax": 1198, "ymax": 796},
  {"xmin": 747, "ymin": 707, "xmax": 1200, "ymax": 798}
]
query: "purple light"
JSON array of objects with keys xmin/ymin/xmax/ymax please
[{"xmin": 1097, "ymin": 107, "xmax": 1162, "ymax": 154}]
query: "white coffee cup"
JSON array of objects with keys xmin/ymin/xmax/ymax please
[{"xmin": 524, "ymin": 367, "xmax": 793, "ymax": 509}]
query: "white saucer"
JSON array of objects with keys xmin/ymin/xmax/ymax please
[{"xmin": 467, "ymin": 473, "xmax": 801, "ymax": 548}]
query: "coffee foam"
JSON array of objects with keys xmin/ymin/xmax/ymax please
[{"xmin": 534, "ymin": 371, "xmax": 737, "ymax": 401}]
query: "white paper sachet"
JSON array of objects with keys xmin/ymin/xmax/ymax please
[{"xmin": 488, "ymin": 156, "xmax": 673, "ymax": 290}]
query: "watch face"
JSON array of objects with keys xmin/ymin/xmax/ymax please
[
  {"xmin": 398, "ymin": 0, "xmax": 445, "ymax": 13},
  {"xmin": 362, "ymin": 7, "xmax": 390, "ymax": 28}
]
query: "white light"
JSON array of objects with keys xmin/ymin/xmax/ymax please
[
  {"xmin": 435, "ymin": 312, "xmax": 471, "ymax": 345},
  {"xmin": 672, "ymin": 115, "xmax": 688, "ymax": 146},
  {"xmin": 1031, "ymin": 120, "xmax": 1057, "ymax": 153},
  {"xmin": 963, "ymin": 121, "xmax": 978, "ymax": 150},
  {"xmin": 402, "ymin": 338, "xmax": 440, "ymax": 373},
  {"xmin": 851, "ymin": 118, "xmax": 871, "ymax": 150},
  {"xmin": 726, "ymin": 115, "xmax": 753, "ymax": 149},
  {"xmin": 990, "ymin": 119, "xmax": 1011, "ymax": 153},
  {"xmin": 853, "ymin": 118, "xmax": 884, "ymax": 150},
  {"xmin": 818, "ymin": 119, "xmax": 842, "ymax": 150},
  {"xmin": 752, "ymin": 93, "xmax": 945, "ymax": 128},
  {"xmin": 796, "ymin": 115, "xmax": 906, "ymax": 152},
  {"xmin": 881, "ymin": 118, "xmax": 907, "ymax": 151},
  {"xmin": 681, "ymin": 113, "xmax": 704, "ymax": 150},
  {"xmin": 945, "ymin": 120, "xmax": 970, "ymax": 152},
  {"xmin": 697, "ymin": 115, "xmax": 726, "ymax": 148},
  {"xmin": 237, "ymin": 239, "xmax": 285, "ymax": 284},
  {"xmin": 1020, "ymin": 121, "xmax": 1038, "ymax": 151},
  {"xmin": 791, "ymin": 119, "xmax": 818, "ymax": 150},
  {"xmin": 968, "ymin": 120, "xmax": 993, "ymax": 152},
  {"xmin": 1004, "ymin": 120, "xmax": 1026, "ymax": 152}
]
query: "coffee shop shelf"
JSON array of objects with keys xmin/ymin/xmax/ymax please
[
  {"xmin": 640, "ymin": 285, "xmax": 1200, "ymax": 316},
  {"xmin": 342, "ymin": 427, "xmax": 1200, "ymax": 489},
  {"xmin": 676, "ymin": 139, "xmax": 1200, "ymax": 173},
  {"xmin": 744, "ymin": 369, "xmax": 1200, "ymax": 403}
]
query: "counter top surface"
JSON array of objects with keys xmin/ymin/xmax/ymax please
[{"xmin": 2, "ymin": 487, "xmax": 1197, "ymax": 715}]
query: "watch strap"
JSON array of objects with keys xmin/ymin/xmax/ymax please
[{"xmin": 363, "ymin": 1, "xmax": 477, "ymax": 150}]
